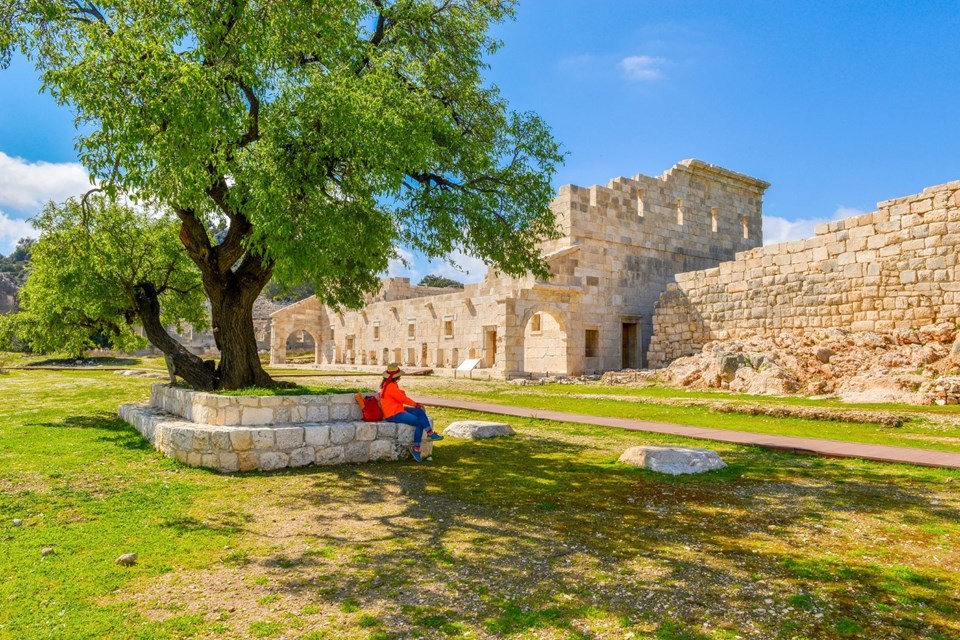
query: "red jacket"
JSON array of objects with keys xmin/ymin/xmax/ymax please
[{"xmin": 380, "ymin": 381, "xmax": 416, "ymax": 418}]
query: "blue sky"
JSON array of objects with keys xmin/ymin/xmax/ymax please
[{"xmin": 2, "ymin": 0, "xmax": 959, "ymax": 283}]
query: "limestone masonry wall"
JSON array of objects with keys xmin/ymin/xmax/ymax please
[
  {"xmin": 270, "ymin": 159, "xmax": 769, "ymax": 376},
  {"xmin": 119, "ymin": 384, "xmax": 431, "ymax": 472},
  {"xmin": 648, "ymin": 179, "xmax": 960, "ymax": 367}
]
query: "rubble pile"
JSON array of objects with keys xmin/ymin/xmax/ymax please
[{"xmin": 655, "ymin": 323, "xmax": 960, "ymax": 404}]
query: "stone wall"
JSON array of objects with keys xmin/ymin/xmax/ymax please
[
  {"xmin": 271, "ymin": 159, "xmax": 769, "ymax": 376},
  {"xmin": 119, "ymin": 384, "xmax": 432, "ymax": 472},
  {"xmin": 648, "ymin": 179, "xmax": 960, "ymax": 367}
]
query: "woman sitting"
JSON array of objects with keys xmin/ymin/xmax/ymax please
[{"xmin": 380, "ymin": 363, "xmax": 442, "ymax": 462}]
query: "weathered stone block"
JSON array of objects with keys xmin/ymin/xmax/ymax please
[
  {"xmin": 444, "ymin": 421, "xmax": 516, "ymax": 439},
  {"xmin": 618, "ymin": 446, "xmax": 726, "ymax": 475},
  {"xmin": 355, "ymin": 423, "xmax": 378, "ymax": 441},
  {"xmin": 259, "ymin": 451, "xmax": 289, "ymax": 471},
  {"xmin": 329, "ymin": 424, "xmax": 356, "ymax": 445},
  {"xmin": 241, "ymin": 407, "xmax": 275, "ymax": 426},
  {"xmin": 252, "ymin": 429, "xmax": 276, "ymax": 449},
  {"xmin": 288, "ymin": 447, "xmax": 315, "ymax": 467},
  {"xmin": 274, "ymin": 427, "xmax": 305, "ymax": 450},
  {"xmin": 218, "ymin": 452, "xmax": 240, "ymax": 472},
  {"xmin": 304, "ymin": 424, "xmax": 331, "ymax": 446},
  {"xmin": 315, "ymin": 445, "xmax": 346, "ymax": 465}
]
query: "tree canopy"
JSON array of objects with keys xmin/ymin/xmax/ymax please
[
  {"xmin": 15, "ymin": 197, "xmax": 207, "ymax": 360},
  {"xmin": 418, "ymin": 274, "xmax": 464, "ymax": 289},
  {"xmin": 1, "ymin": 0, "xmax": 563, "ymax": 388}
]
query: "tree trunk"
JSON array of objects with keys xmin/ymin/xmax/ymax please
[
  {"xmin": 213, "ymin": 286, "xmax": 273, "ymax": 390},
  {"xmin": 134, "ymin": 283, "xmax": 219, "ymax": 390},
  {"xmin": 175, "ymin": 206, "xmax": 275, "ymax": 390}
]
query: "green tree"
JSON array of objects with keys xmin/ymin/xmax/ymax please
[
  {"xmin": 418, "ymin": 274, "xmax": 464, "ymax": 289},
  {"xmin": 1, "ymin": 0, "xmax": 563, "ymax": 389},
  {"xmin": 14, "ymin": 196, "xmax": 215, "ymax": 387}
]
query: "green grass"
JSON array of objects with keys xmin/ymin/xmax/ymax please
[
  {"xmin": 405, "ymin": 382, "xmax": 960, "ymax": 453},
  {"xmin": 0, "ymin": 366, "xmax": 958, "ymax": 639}
]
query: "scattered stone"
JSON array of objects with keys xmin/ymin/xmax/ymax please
[
  {"xmin": 444, "ymin": 420, "xmax": 516, "ymax": 439},
  {"xmin": 116, "ymin": 553, "xmax": 138, "ymax": 566},
  {"xmin": 41, "ymin": 547, "xmax": 54, "ymax": 557},
  {"xmin": 12, "ymin": 519, "xmax": 21, "ymax": 526},
  {"xmin": 815, "ymin": 347, "xmax": 834, "ymax": 364},
  {"xmin": 618, "ymin": 446, "xmax": 726, "ymax": 475}
]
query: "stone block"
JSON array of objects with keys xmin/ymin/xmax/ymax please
[
  {"xmin": 241, "ymin": 407, "xmax": 275, "ymax": 426},
  {"xmin": 355, "ymin": 423, "xmax": 378, "ymax": 441},
  {"xmin": 192, "ymin": 430, "xmax": 211, "ymax": 451},
  {"xmin": 252, "ymin": 429, "xmax": 276, "ymax": 449},
  {"xmin": 237, "ymin": 452, "xmax": 260, "ymax": 471},
  {"xmin": 288, "ymin": 447, "xmax": 315, "ymax": 467},
  {"xmin": 218, "ymin": 453, "xmax": 240, "ymax": 473},
  {"xmin": 306, "ymin": 404, "xmax": 330, "ymax": 422},
  {"xmin": 344, "ymin": 441, "xmax": 371, "ymax": 463},
  {"xmin": 274, "ymin": 427, "xmax": 305, "ymax": 450},
  {"xmin": 315, "ymin": 445, "xmax": 346, "ymax": 465},
  {"xmin": 618, "ymin": 446, "xmax": 726, "ymax": 475},
  {"xmin": 230, "ymin": 430, "xmax": 253, "ymax": 451},
  {"xmin": 259, "ymin": 452, "xmax": 289, "ymax": 471},
  {"xmin": 201, "ymin": 453, "xmax": 219, "ymax": 468},
  {"xmin": 170, "ymin": 428, "xmax": 193, "ymax": 452},
  {"xmin": 444, "ymin": 421, "xmax": 516, "ymax": 439},
  {"xmin": 304, "ymin": 424, "xmax": 331, "ymax": 446},
  {"xmin": 377, "ymin": 423, "xmax": 397, "ymax": 438},
  {"xmin": 329, "ymin": 424, "xmax": 356, "ymax": 445},
  {"xmin": 209, "ymin": 429, "xmax": 232, "ymax": 451},
  {"xmin": 369, "ymin": 439, "xmax": 394, "ymax": 460}
]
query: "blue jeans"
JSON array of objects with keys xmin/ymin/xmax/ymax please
[{"xmin": 386, "ymin": 407, "xmax": 431, "ymax": 445}]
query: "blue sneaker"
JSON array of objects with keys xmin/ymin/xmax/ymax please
[
  {"xmin": 411, "ymin": 448, "xmax": 423, "ymax": 462},
  {"xmin": 427, "ymin": 432, "xmax": 444, "ymax": 441}
]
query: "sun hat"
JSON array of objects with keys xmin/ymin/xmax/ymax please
[{"xmin": 383, "ymin": 362, "xmax": 405, "ymax": 378}]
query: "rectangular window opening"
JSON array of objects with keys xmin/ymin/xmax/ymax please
[
  {"xmin": 743, "ymin": 214, "xmax": 749, "ymax": 239},
  {"xmin": 677, "ymin": 198, "xmax": 684, "ymax": 226},
  {"xmin": 711, "ymin": 207, "xmax": 718, "ymax": 233},
  {"xmin": 443, "ymin": 316, "xmax": 455, "ymax": 338},
  {"xmin": 407, "ymin": 320, "xmax": 416, "ymax": 339},
  {"xmin": 373, "ymin": 322, "xmax": 380, "ymax": 341},
  {"xmin": 531, "ymin": 313, "xmax": 542, "ymax": 334},
  {"xmin": 636, "ymin": 188, "xmax": 644, "ymax": 217},
  {"xmin": 585, "ymin": 329, "xmax": 599, "ymax": 358}
]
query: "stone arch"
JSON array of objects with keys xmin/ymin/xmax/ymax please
[
  {"xmin": 283, "ymin": 328, "xmax": 320, "ymax": 365},
  {"xmin": 518, "ymin": 305, "xmax": 570, "ymax": 376}
]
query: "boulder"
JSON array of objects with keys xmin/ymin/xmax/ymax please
[
  {"xmin": 618, "ymin": 446, "xmax": 726, "ymax": 475},
  {"xmin": 443, "ymin": 420, "xmax": 516, "ymax": 439},
  {"xmin": 815, "ymin": 347, "xmax": 834, "ymax": 364}
]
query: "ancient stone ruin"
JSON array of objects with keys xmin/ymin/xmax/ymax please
[
  {"xmin": 270, "ymin": 159, "xmax": 769, "ymax": 378},
  {"xmin": 647, "ymin": 178, "xmax": 960, "ymax": 403}
]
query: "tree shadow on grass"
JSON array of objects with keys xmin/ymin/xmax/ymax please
[
  {"xmin": 37, "ymin": 413, "xmax": 154, "ymax": 451},
  {"xmin": 229, "ymin": 431, "xmax": 960, "ymax": 639}
]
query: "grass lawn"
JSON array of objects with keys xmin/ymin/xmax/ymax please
[
  {"xmin": 258, "ymin": 375, "xmax": 960, "ymax": 455},
  {"xmin": 1, "ymin": 366, "xmax": 959, "ymax": 639}
]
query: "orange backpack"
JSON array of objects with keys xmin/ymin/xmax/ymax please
[{"xmin": 355, "ymin": 393, "xmax": 384, "ymax": 421}]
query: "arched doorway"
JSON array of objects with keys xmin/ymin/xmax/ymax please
[
  {"xmin": 521, "ymin": 308, "xmax": 568, "ymax": 375},
  {"xmin": 285, "ymin": 329, "xmax": 318, "ymax": 365}
]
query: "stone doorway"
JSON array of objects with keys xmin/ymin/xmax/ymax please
[
  {"xmin": 621, "ymin": 322, "xmax": 639, "ymax": 369},
  {"xmin": 483, "ymin": 328, "xmax": 498, "ymax": 367}
]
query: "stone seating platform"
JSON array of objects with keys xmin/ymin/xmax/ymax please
[{"xmin": 118, "ymin": 384, "xmax": 431, "ymax": 472}]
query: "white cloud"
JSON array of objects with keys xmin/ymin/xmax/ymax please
[
  {"xmin": 0, "ymin": 209, "xmax": 36, "ymax": 256},
  {"xmin": 386, "ymin": 246, "xmax": 422, "ymax": 282},
  {"xmin": 618, "ymin": 55, "xmax": 667, "ymax": 82},
  {"xmin": 0, "ymin": 151, "xmax": 91, "ymax": 212},
  {"xmin": 762, "ymin": 205, "xmax": 868, "ymax": 246},
  {"xmin": 428, "ymin": 250, "xmax": 487, "ymax": 284}
]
